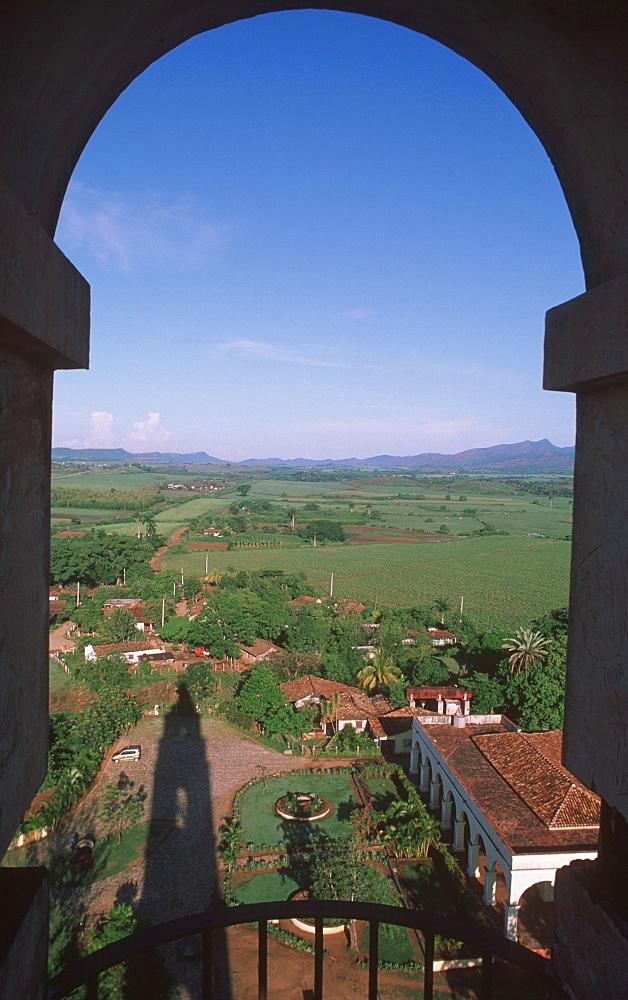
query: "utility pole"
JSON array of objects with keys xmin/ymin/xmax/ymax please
[
  {"xmin": 181, "ymin": 568, "xmax": 184, "ymax": 586},
  {"xmin": 460, "ymin": 595, "xmax": 464, "ymax": 622},
  {"xmin": 123, "ymin": 567, "xmax": 126, "ymax": 586},
  {"xmin": 161, "ymin": 596, "xmax": 165, "ymax": 628},
  {"xmin": 205, "ymin": 552, "xmax": 209, "ymax": 575},
  {"xmin": 329, "ymin": 572, "xmax": 334, "ymax": 598},
  {"xmin": 76, "ymin": 581, "xmax": 80, "ymax": 607},
  {"xmin": 312, "ymin": 533, "xmax": 317, "ymax": 548}
]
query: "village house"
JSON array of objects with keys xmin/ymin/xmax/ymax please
[
  {"xmin": 426, "ymin": 626, "xmax": 458, "ymax": 646},
  {"xmin": 84, "ymin": 639, "xmax": 172, "ymax": 666},
  {"xmin": 238, "ymin": 637, "xmax": 282, "ymax": 665},
  {"xmin": 409, "ymin": 716, "xmax": 600, "ymax": 942},
  {"xmin": 280, "ymin": 674, "xmax": 391, "ymax": 734}
]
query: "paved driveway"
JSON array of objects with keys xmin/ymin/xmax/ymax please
[{"xmin": 59, "ymin": 715, "xmax": 313, "ymax": 924}]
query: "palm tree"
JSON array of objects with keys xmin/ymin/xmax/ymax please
[
  {"xmin": 319, "ymin": 691, "xmax": 341, "ymax": 732},
  {"xmin": 357, "ymin": 650, "xmax": 402, "ymax": 692},
  {"xmin": 431, "ymin": 596, "xmax": 451, "ymax": 624},
  {"xmin": 502, "ymin": 628, "xmax": 550, "ymax": 674}
]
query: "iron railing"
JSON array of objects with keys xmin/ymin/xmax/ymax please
[{"xmin": 47, "ymin": 899, "xmax": 560, "ymax": 1000}]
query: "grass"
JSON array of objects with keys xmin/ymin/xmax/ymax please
[
  {"xmin": 233, "ymin": 869, "xmax": 305, "ymax": 904},
  {"xmin": 7, "ymin": 819, "xmax": 172, "ymax": 886},
  {"xmin": 49, "ymin": 658, "xmax": 79, "ymax": 699},
  {"xmin": 364, "ymin": 778, "xmax": 399, "ymax": 811},
  {"xmin": 360, "ymin": 923, "xmax": 416, "ymax": 964},
  {"xmin": 239, "ymin": 773, "xmax": 357, "ymax": 848}
]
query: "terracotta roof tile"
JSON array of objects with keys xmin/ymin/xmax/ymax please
[
  {"xmin": 472, "ymin": 731, "xmax": 600, "ymax": 829},
  {"xmin": 281, "ymin": 675, "xmax": 353, "ymax": 703},
  {"xmin": 239, "ymin": 638, "xmax": 280, "ymax": 657},
  {"xmin": 420, "ymin": 721, "xmax": 599, "ymax": 853}
]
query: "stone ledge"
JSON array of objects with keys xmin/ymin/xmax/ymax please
[
  {"xmin": 0, "ymin": 175, "xmax": 89, "ymax": 369},
  {"xmin": 544, "ymin": 274, "xmax": 628, "ymax": 391}
]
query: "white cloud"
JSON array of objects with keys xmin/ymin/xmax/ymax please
[
  {"xmin": 212, "ymin": 339, "xmax": 352, "ymax": 369},
  {"xmin": 340, "ymin": 307, "xmax": 372, "ymax": 320},
  {"xmin": 62, "ymin": 410, "xmax": 116, "ymax": 449},
  {"xmin": 124, "ymin": 412, "xmax": 172, "ymax": 448},
  {"xmin": 56, "ymin": 181, "xmax": 225, "ymax": 274}
]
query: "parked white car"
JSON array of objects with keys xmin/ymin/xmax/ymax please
[{"xmin": 111, "ymin": 745, "xmax": 141, "ymax": 762}]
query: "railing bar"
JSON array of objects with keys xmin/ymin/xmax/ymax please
[
  {"xmin": 423, "ymin": 930, "xmax": 435, "ymax": 1000},
  {"xmin": 480, "ymin": 950, "xmax": 494, "ymax": 1000},
  {"xmin": 86, "ymin": 972, "xmax": 98, "ymax": 1000},
  {"xmin": 202, "ymin": 928, "xmax": 213, "ymax": 1000},
  {"xmin": 258, "ymin": 920, "xmax": 268, "ymax": 1000},
  {"xmin": 369, "ymin": 921, "xmax": 379, "ymax": 1000},
  {"xmin": 314, "ymin": 915, "xmax": 324, "ymax": 1000}
]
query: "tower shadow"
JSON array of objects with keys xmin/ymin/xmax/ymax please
[{"xmin": 127, "ymin": 682, "xmax": 232, "ymax": 998}]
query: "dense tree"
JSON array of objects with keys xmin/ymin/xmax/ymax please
[
  {"xmin": 236, "ymin": 663, "xmax": 301, "ymax": 737},
  {"xmin": 80, "ymin": 655, "xmax": 130, "ymax": 693},
  {"xmin": 50, "ymin": 534, "xmax": 159, "ymax": 587},
  {"xmin": 380, "ymin": 799, "xmax": 439, "ymax": 858},
  {"xmin": 99, "ymin": 774, "xmax": 144, "ymax": 843},
  {"xmin": 464, "ymin": 671, "xmax": 504, "ymax": 714},
  {"xmin": 501, "ymin": 635, "xmax": 566, "ymax": 730},
  {"xmin": 310, "ymin": 839, "xmax": 398, "ymax": 947},
  {"xmin": 298, "ymin": 520, "xmax": 347, "ymax": 543},
  {"xmin": 235, "ymin": 483, "xmax": 252, "ymax": 496},
  {"xmin": 101, "ymin": 607, "xmax": 137, "ymax": 643}
]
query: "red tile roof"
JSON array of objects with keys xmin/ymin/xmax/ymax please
[
  {"xmin": 281, "ymin": 675, "xmax": 353, "ymax": 703},
  {"xmin": 287, "ymin": 595, "xmax": 323, "ymax": 606},
  {"xmin": 239, "ymin": 638, "xmax": 280, "ymax": 658},
  {"xmin": 473, "ymin": 731, "xmax": 600, "ymax": 829},
  {"xmin": 420, "ymin": 721, "xmax": 600, "ymax": 853},
  {"xmin": 280, "ymin": 674, "xmax": 378, "ymax": 721}
]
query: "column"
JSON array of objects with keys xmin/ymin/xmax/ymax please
[
  {"xmin": 419, "ymin": 762, "xmax": 430, "ymax": 794},
  {"xmin": 540, "ymin": 881, "xmax": 554, "ymax": 902},
  {"xmin": 483, "ymin": 867, "xmax": 497, "ymax": 905},
  {"xmin": 452, "ymin": 817, "xmax": 466, "ymax": 852},
  {"xmin": 440, "ymin": 796, "xmax": 453, "ymax": 831},
  {"xmin": 467, "ymin": 840, "xmax": 480, "ymax": 877},
  {"xmin": 504, "ymin": 902, "xmax": 520, "ymax": 941},
  {"xmin": 429, "ymin": 778, "xmax": 441, "ymax": 812},
  {"xmin": 409, "ymin": 747, "xmax": 420, "ymax": 774}
]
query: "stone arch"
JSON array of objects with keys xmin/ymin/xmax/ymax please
[
  {"xmin": 0, "ymin": 0, "xmax": 627, "ymax": 290},
  {"xmin": 515, "ymin": 879, "xmax": 555, "ymax": 952}
]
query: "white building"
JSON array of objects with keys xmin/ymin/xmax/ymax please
[{"xmin": 410, "ymin": 715, "xmax": 599, "ymax": 940}]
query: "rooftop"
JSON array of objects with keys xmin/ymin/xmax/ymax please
[{"xmin": 418, "ymin": 720, "xmax": 600, "ymax": 854}]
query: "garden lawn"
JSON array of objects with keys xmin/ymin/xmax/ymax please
[
  {"xmin": 239, "ymin": 773, "xmax": 357, "ymax": 849},
  {"xmin": 364, "ymin": 778, "xmax": 399, "ymax": 811},
  {"xmin": 233, "ymin": 870, "xmax": 305, "ymax": 904}
]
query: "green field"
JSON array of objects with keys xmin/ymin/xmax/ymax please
[
  {"xmin": 163, "ymin": 534, "xmax": 570, "ymax": 630},
  {"xmin": 50, "ymin": 468, "xmax": 572, "ymax": 629}
]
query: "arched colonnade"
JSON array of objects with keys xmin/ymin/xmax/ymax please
[{"xmin": 411, "ymin": 743, "xmax": 575, "ymax": 941}]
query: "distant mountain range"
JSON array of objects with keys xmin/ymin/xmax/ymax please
[{"xmin": 52, "ymin": 439, "xmax": 575, "ymax": 474}]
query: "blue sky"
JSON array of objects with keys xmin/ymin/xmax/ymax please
[{"xmin": 52, "ymin": 11, "xmax": 583, "ymax": 461}]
